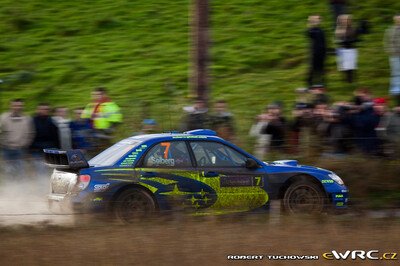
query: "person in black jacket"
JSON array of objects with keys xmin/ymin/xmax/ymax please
[
  {"xmin": 30, "ymin": 103, "xmax": 60, "ymax": 154},
  {"xmin": 181, "ymin": 99, "xmax": 210, "ymax": 131},
  {"xmin": 329, "ymin": 0, "xmax": 347, "ymax": 27},
  {"xmin": 261, "ymin": 103, "xmax": 287, "ymax": 151},
  {"xmin": 352, "ymin": 102, "xmax": 380, "ymax": 155},
  {"xmin": 29, "ymin": 103, "xmax": 60, "ymax": 177},
  {"xmin": 307, "ymin": 15, "xmax": 327, "ymax": 88}
]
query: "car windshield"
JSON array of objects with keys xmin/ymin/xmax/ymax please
[{"xmin": 89, "ymin": 139, "xmax": 142, "ymax": 167}]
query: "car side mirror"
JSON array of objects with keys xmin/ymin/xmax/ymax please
[{"xmin": 245, "ymin": 158, "xmax": 260, "ymax": 169}]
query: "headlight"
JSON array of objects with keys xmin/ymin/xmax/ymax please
[{"xmin": 328, "ymin": 173, "xmax": 344, "ymax": 185}]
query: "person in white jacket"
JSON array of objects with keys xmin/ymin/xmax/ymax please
[
  {"xmin": 52, "ymin": 107, "xmax": 72, "ymax": 150},
  {"xmin": 249, "ymin": 108, "xmax": 271, "ymax": 160},
  {"xmin": 384, "ymin": 15, "xmax": 400, "ymax": 105},
  {"xmin": 0, "ymin": 99, "xmax": 35, "ymax": 178}
]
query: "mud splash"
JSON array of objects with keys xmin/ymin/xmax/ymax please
[{"xmin": 0, "ymin": 177, "xmax": 73, "ymax": 226}]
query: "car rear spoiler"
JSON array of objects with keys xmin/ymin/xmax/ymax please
[{"xmin": 43, "ymin": 149, "xmax": 89, "ymax": 170}]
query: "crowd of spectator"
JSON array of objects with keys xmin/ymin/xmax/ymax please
[
  {"xmin": 0, "ymin": 87, "xmax": 122, "ymax": 179},
  {"xmin": 291, "ymin": 3, "xmax": 400, "ymax": 159},
  {"xmin": 249, "ymin": 86, "xmax": 400, "ymax": 159}
]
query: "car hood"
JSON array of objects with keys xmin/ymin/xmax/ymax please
[{"xmin": 263, "ymin": 160, "xmax": 332, "ymax": 175}]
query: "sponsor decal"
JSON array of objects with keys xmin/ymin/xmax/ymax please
[
  {"xmin": 93, "ymin": 183, "xmax": 110, "ymax": 192},
  {"xmin": 172, "ymin": 135, "xmax": 208, "ymax": 139},
  {"xmin": 150, "ymin": 157, "xmax": 175, "ymax": 166},
  {"xmin": 220, "ymin": 176, "xmax": 253, "ymax": 187},
  {"xmin": 120, "ymin": 144, "xmax": 148, "ymax": 167},
  {"xmin": 91, "ymin": 197, "xmax": 103, "ymax": 202},
  {"xmin": 66, "ymin": 150, "xmax": 88, "ymax": 168}
]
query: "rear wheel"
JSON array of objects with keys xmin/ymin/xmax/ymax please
[
  {"xmin": 113, "ymin": 188, "xmax": 156, "ymax": 223},
  {"xmin": 283, "ymin": 180, "xmax": 326, "ymax": 214}
]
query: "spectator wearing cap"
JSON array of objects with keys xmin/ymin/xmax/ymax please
[
  {"xmin": 307, "ymin": 15, "xmax": 327, "ymax": 88},
  {"xmin": 310, "ymin": 84, "xmax": 330, "ymax": 106},
  {"xmin": 295, "ymin": 87, "xmax": 311, "ymax": 104},
  {"xmin": 384, "ymin": 15, "xmax": 400, "ymax": 106}
]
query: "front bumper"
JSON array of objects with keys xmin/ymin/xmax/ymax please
[{"xmin": 328, "ymin": 186, "xmax": 349, "ymax": 209}]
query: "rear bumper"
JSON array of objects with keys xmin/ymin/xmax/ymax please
[{"xmin": 48, "ymin": 192, "xmax": 108, "ymax": 213}]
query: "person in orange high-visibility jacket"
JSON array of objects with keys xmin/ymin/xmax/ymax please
[{"xmin": 82, "ymin": 87, "xmax": 122, "ymax": 152}]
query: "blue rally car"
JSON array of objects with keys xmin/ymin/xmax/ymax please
[{"xmin": 45, "ymin": 129, "xmax": 348, "ymax": 222}]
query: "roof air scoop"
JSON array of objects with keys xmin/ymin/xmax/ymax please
[
  {"xmin": 184, "ymin": 129, "xmax": 217, "ymax": 136},
  {"xmin": 273, "ymin": 160, "xmax": 298, "ymax": 167}
]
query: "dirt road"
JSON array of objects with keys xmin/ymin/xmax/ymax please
[{"xmin": 0, "ymin": 216, "xmax": 399, "ymax": 265}]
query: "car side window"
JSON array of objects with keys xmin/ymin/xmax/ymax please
[
  {"xmin": 143, "ymin": 141, "xmax": 192, "ymax": 168},
  {"xmin": 189, "ymin": 141, "xmax": 247, "ymax": 167}
]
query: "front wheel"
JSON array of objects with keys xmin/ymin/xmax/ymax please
[
  {"xmin": 283, "ymin": 180, "xmax": 326, "ymax": 214},
  {"xmin": 113, "ymin": 188, "xmax": 156, "ymax": 223}
]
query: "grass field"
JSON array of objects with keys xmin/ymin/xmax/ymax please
[
  {"xmin": 1, "ymin": 0, "xmax": 400, "ymax": 207},
  {"xmin": 1, "ymin": 0, "xmax": 400, "ymax": 142}
]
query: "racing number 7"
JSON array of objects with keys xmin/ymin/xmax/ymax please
[
  {"xmin": 254, "ymin": 176, "xmax": 263, "ymax": 186},
  {"xmin": 161, "ymin": 142, "xmax": 171, "ymax": 159}
]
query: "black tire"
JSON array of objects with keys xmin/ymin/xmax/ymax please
[
  {"xmin": 113, "ymin": 188, "xmax": 156, "ymax": 223},
  {"xmin": 283, "ymin": 180, "xmax": 326, "ymax": 214}
]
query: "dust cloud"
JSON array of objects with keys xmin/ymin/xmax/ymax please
[{"xmin": 0, "ymin": 175, "xmax": 73, "ymax": 226}]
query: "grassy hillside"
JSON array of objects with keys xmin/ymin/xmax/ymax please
[{"xmin": 1, "ymin": 0, "xmax": 400, "ymax": 145}]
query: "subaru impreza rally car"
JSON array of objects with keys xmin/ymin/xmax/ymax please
[{"xmin": 46, "ymin": 129, "xmax": 348, "ymax": 222}]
